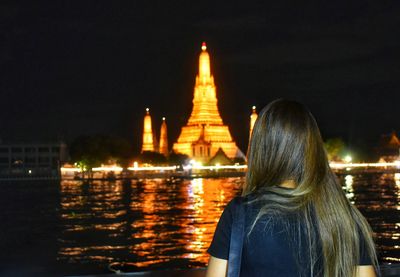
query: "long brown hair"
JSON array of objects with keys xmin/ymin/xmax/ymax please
[{"xmin": 244, "ymin": 99, "xmax": 379, "ymax": 276}]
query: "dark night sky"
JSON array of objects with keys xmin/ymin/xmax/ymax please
[{"xmin": 1, "ymin": 1, "xmax": 399, "ymax": 157}]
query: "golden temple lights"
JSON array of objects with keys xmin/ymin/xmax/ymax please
[
  {"xmin": 173, "ymin": 42, "xmax": 244, "ymax": 163},
  {"xmin": 141, "ymin": 108, "xmax": 155, "ymax": 152},
  {"xmin": 159, "ymin": 117, "xmax": 168, "ymax": 157},
  {"xmin": 201, "ymin": 42, "xmax": 207, "ymax": 51},
  {"xmin": 199, "ymin": 43, "xmax": 211, "ymax": 82},
  {"xmin": 249, "ymin": 105, "xmax": 258, "ymax": 142}
]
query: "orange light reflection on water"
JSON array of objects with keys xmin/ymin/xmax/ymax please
[
  {"xmin": 58, "ymin": 175, "xmax": 399, "ymax": 270},
  {"xmin": 128, "ymin": 178, "xmax": 237, "ymax": 267},
  {"xmin": 58, "ymin": 180, "xmax": 128, "ymax": 263}
]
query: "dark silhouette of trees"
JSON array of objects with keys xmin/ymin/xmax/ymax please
[
  {"xmin": 136, "ymin": 151, "xmax": 167, "ymax": 165},
  {"xmin": 324, "ymin": 138, "xmax": 345, "ymax": 161},
  {"xmin": 69, "ymin": 135, "xmax": 132, "ymax": 168},
  {"xmin": 168, "ymin": 152, "xmax": 189, "ymax": 165},
  {"xmin": 70, "ymin": 136, "xmax": 192, "ymax": 168}
]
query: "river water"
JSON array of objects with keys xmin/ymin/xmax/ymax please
[{"xmin": 0, "ymin": 173, "xmax": 399, "ymax": 276}]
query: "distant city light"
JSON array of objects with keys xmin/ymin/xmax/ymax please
[
  {"xmin": 60, "ymin": 161, "xmax": 400, "ymax": 176},
  {"xmin": 92, "ymin": 166, "xmax": 123, "ymax": 172},
  {"xmin": 127, "ymin": 165, "xmax": 176, "ymax": 171},
  {"xmin": 329, "ymin": 162, "xmax": 400, "ymax": 168},
  {"xmin": 61, "ymin": 167, "xmax": 81, "ymax": 172},
  {"xmin": 344, "ymin": 155, "xmax": 352, "ymax": 163}
]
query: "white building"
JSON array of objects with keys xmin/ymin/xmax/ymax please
[{"xmin": 0, "ymin": 141, "xmax": 68, "ymax": 177}]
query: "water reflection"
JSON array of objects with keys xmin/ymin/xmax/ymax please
[
  {"xmin": 396, "ymin": 174, "xmax": 400, "ymax": 214},
  {"xmin": 343, "ymin": 175, "xmax": 355, "ymax": 203},
  {"xmin": 59, "ymin": 180, "xmax": 128, "ymax": 266},
  {"xmin": 340, "ymin": 173, "xmax": 400, "ymax": 263},
  {"xmin": 58, "ymin": 175, "xmax": 399, "ymax": 274}
]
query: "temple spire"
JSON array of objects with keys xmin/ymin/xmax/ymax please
[
  {"xmin": 249, "ymin": 106, "xmax": 258, "ymax": 142},
  {"xmin": 173, "ymin": 43, "xmax": 245, "ymax": 163},
  {"xmin": 141, "ymin": 108, "xmax": 155, "ymax": 152},
  {"xmin": 187, "ymin": 42, "xmax": 222, "ymax": 126},
  {"xmin": 199, "ymin": 42, "xmax": 211, "ymax": 80},
  {"xmin": 159, "ymin": 117, "xmax": 169, "ymax": 157}
]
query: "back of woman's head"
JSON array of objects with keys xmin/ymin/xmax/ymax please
[
  {"xmin": 244, "ymin": 99, "xmax": 379, "ymax": 277},
  {"xmin": 245, "ymin": 99, "xmax": 329, "ymax": 196}
]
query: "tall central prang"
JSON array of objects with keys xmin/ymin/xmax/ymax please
[{"xmin": 173, "ymin": 42, "xmax": 244, "ymax": 163}]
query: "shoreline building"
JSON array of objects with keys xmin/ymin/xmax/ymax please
[
  {"xmin": 173, "ymin": 42, "xmax": 244, "ymax": 164},
  {"xmin": 377, "ymin": 131, "xmax": 400, "ymax": 162},
  {"xmin": 0, "ymin": 141, "xmax": 68, "ymax": 177}
]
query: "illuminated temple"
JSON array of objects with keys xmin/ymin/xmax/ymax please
[
  {"xmin": 141, "ymin": 108, "xmax": 155, "ymax": 152},
  {"xmin": 173, "ymin": 43, "xmax": 245, "ymax": 163}
]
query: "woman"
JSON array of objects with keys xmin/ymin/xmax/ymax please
[{"xmin": 206, "ymin": 99, "xmax": 379, "ymax": 276}]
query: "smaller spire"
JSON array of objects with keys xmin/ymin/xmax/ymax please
[
  {"xmin": 159, "ymin": 117, "xmax": 169, "ymax": 157},
  {"xmin": 249, "ymin": 105, "xmax": 258, "ymax": 142},
  {"xmin": 142, "ymin": 107, "xmax": 154, "ymax": 152},
  {"xmin": 201, "ymin": 42, "xmax": 207, "ymax": 51}
]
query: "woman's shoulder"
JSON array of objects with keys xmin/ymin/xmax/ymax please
[
  {"xmin": 223, "ymin": 195, "xmax": 246, "ymax": 214},
  {"xmin": 225, "ymin": 193, "xmax": 257, "ymax": 210}
]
